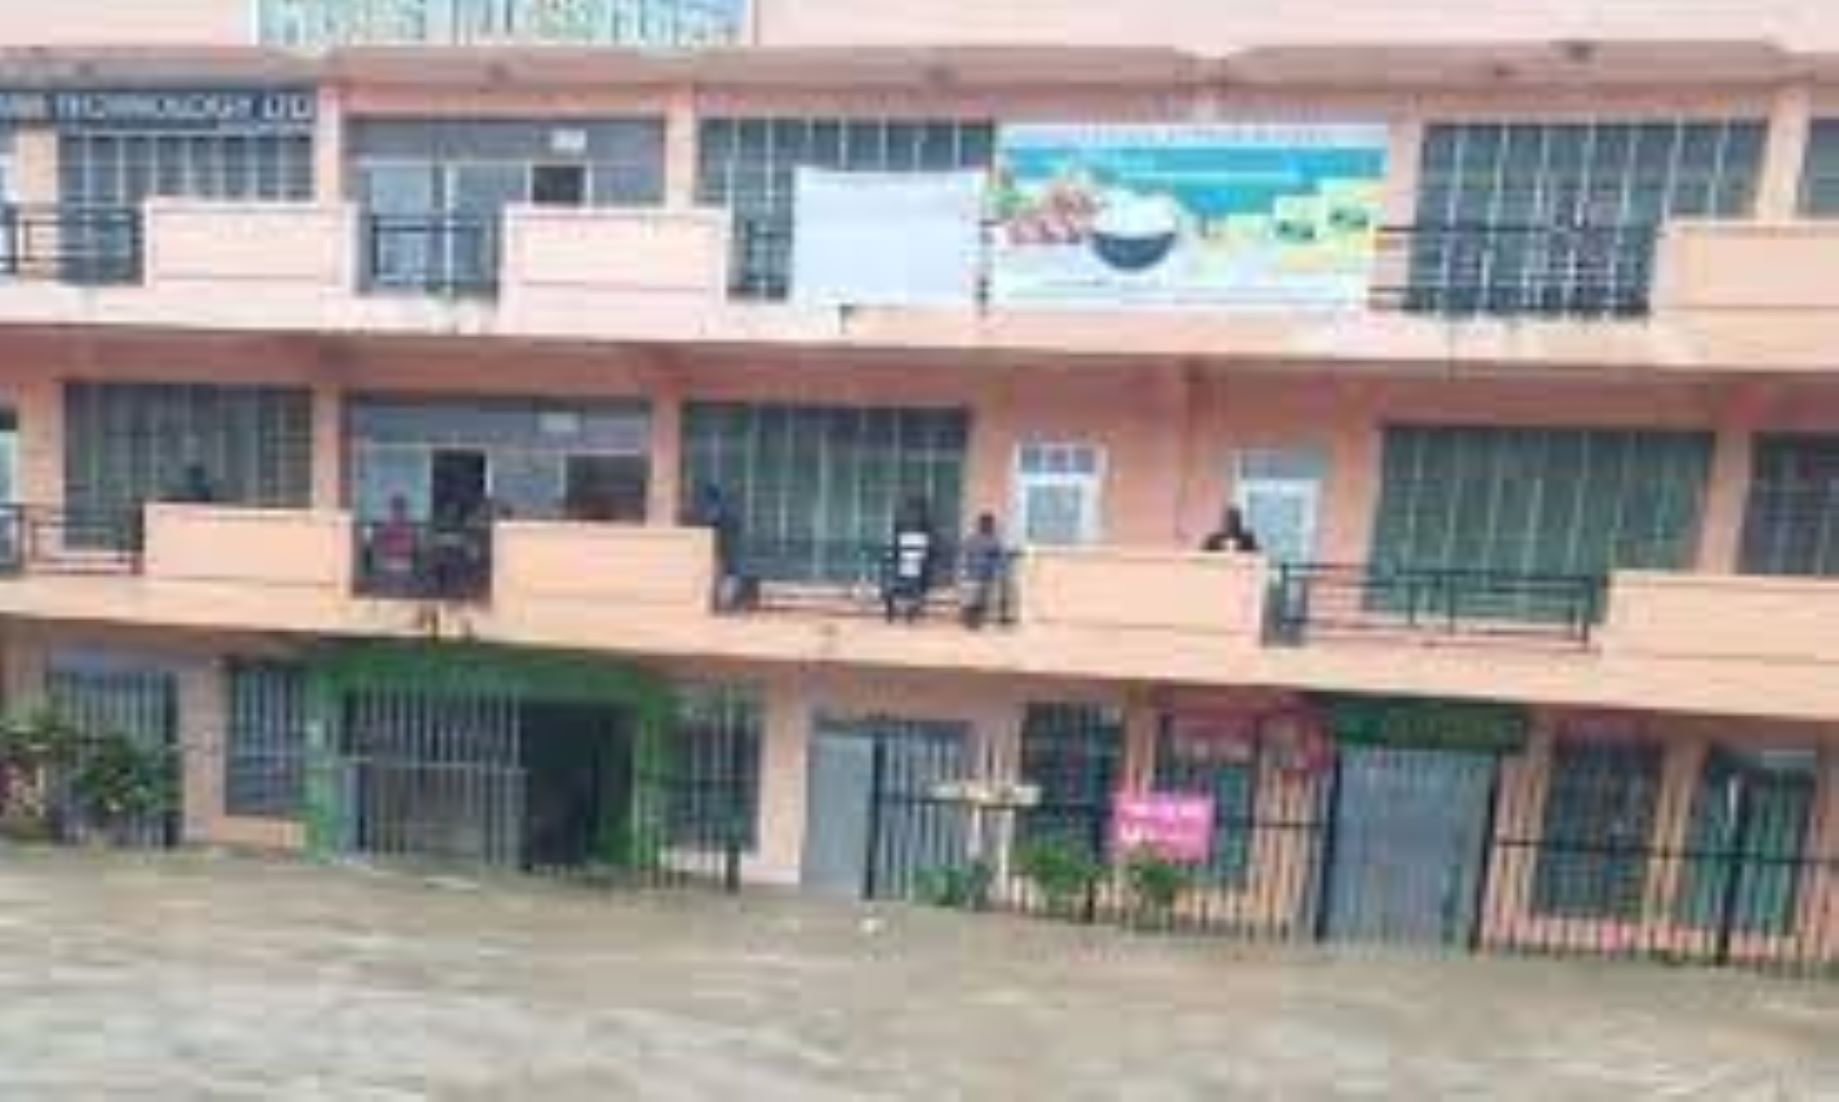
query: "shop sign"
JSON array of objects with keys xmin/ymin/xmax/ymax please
[
  {"xmin": 990, "ymin": 123, "xmax": 1389, "ymax": 309},
  {"xmin": 1111, "ymin": 793, "xmax": 1215, "ymax": 864},
  {"xmin": 0, "ymin": 88, "xmax": 317, "ymax": 132},
  {"xmin": 928, "ymin": 779, "xmax": 1042, "ymax": 809}
]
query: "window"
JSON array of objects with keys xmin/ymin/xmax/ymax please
[
  {"xmin": 1018, "ymin": 702, "xmax": 1124, "ymax": 858},
  {"xmin": 1371, "ymin": 425, "xmax": 1712, "ymax": 615},
  {"xmin": 1532, "ymin": 739, "xmax": 1662, "ymax": 919},
  {"xmin": 1676, "ymin": 748, "xmax": 1817, "ymax": 937},
  {"xmin": 225, "ymin": 661, "xmax": 308, "ymax": 820},
  {"xmin": 1801, "ymin": 120, "xmax": 1839, "ymax": 216},
  {"xmin": 1233, "ymin": 447, "xmax": 1326, "ymax": 565},
  {"xmin": 682, "ymin": 403, "xmax": 970, "ymax": 583},
  {"xmin": 1014, "ymin": 443, "xmax": 1104, "ymax": 547},
  {"xmin": 668, "ymin": 684, "xmax": 763, "ymax": 850},
  {"xmin": 697, "ymin": 117, "xmax": 996, "ymax": 299},
  {"xmin": 1410, "ymin": 120, "xmax": 1765, "ymax": 316},
  {"xmin": 63, "ymin": 383, "xmax": 315, "ymax": 546},
  {"xmin": 531, "ymin": 163, "xmax": 588, "ymax": 206},
  {"xmin": 1740, "ymin": 435, "xmax": 1839, "ymax": 576},
  {"xmin": 1154, "ymin": 715, "xmax": 1259, "ymax": 887}
]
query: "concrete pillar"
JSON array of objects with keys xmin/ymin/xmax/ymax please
[
  {"xmin": 1381, "ymin": 117, "xmax": 1425, "ymax": 227},
  {"xmin": 1757, "ymin": 84, "xmax": 1814, "ymax": 220},
  {"xmin": 663, "ymin": 86, "xmax": 700, "ymax": 209},
  {"xmin": 966, "ymin": 369, "xmax": 1017, "ymax": 525},
  {"xmin": 14, "ymin": 372, "xmax": 63, "ymax": 508},
  {"xmin": 177, "ymin": 655, "xmax": 228, "ymax": 845},
  {"xmin": 313, "ymin": 84, "xmax": 347, "ymax": 202},
  {"xmin": 647, "ymin": 381, "xmax": 684, "ymax": 525},
  {"xmin": 753, "ymin": 674, "xmax": 811, "ymax": 884},
  {"xmin": 1121, "ymin": 693, "xmax": 1161, "ymax": 792},
  {"xmin": 310, "ymin": 380, "xmax": 344, "ymax": 511},
  {"xmin": 1696, "ymin": 385, "xmax": 1770, "ymax": 574}
]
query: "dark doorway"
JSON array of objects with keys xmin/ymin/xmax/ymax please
[
  {"xmin": 531, "ymin": 164, "xmax": 588, "ymax": 207},
  {"xmin": 431, "ymin": 448, "xmax": 489, "ymax": 522},
  {"xmin": 520, "ymin": 702, "xmax": 633, "ymax": 869},
  {"xmin": 565, "ymin": 454, "xmax": 649, "ymax": 522}
]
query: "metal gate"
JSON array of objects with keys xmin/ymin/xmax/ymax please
[
  {"xmin": 803, "ymin": 716, "xmax": 970, "ymax": 897},
  {"xmin": 45, "ymin": 658, "xmax": 181, "ymax": 848}
]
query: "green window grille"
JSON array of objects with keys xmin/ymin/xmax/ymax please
[
  {"xmin": 1017, "ymin": 702, "xmax": 1124, "ymax": 860},
  {"xmin": 682, "ymin": 402, "xmax": 970, "ymax": 583},
  {"xmin": 63, "ymin": 382, "xmax": 315, "ymax": 546},
  {"xmin": 1740, "ymin": 434, "xmax": 1839, "ymax": 576},
  {"xmin": 1370, "ymin": 425, "xmax": 1712, "ymax": 617},
  {"xmin": 225, "ymin": 660, "xmax": 309, "ymax": 820},
  {"xmin": 696, "ymin": 117, "xmax": 996, "ymax": 299},
  {"xmin": 1675, "ymin": 749, "xmax": 1817, "ymax": 938},
  {"xmin": 1532, "ymin": 739, "xmax": 1662, "ymax": 920}
]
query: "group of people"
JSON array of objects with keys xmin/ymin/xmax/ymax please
[{"xmin": 365, "ymin": 494, "xmax": 494, "ymax": 596}]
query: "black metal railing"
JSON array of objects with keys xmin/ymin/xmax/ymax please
[
  {"xmin": 0, "ymin": 504, "xmax": 143, "ymax": 575},
  {"xmin": 352, "ymin": 519, "xmax": 494, "ymax": 602},
  {"xmin": 1267, "ymin": 563, "xmax": 1603, "ymax": 647},
  {"xmin": 713, "ymin": 536, "xmax": 1021, "ymax": 627},
  {"xmin": 360, "ymin": 213, "xmax": 501, "ymax": 298},
  {"xmin": 1373, "ymin": 221, "xmax": 1661, "ymax": 319},
  {"xmin": 0, "ymin": 205, "xmax": 144, "ymax": 286}
]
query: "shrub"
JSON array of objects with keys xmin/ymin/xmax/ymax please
[
  {"xmin": 914, "ymin": 861, "xmax": 995, "ymax": 911},
  {"xmin": 1123, "ymin": 851, "xmax": 1193, "ymax": 928},
  {"xmin": 1014, "ymin": 839, "xmax": 1104, "ymax": 918}
]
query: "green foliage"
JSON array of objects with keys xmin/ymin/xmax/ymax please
[
  {"xmin": 0, "ymin": 709, "xmax": 172, "ymax": 842},
  {"xmin": 915, "ymin": 862, "xmax": 994, "ymax": 911},
  {"xmin": 1123, "ymin": 851, "xmax": 1193, "ymax": 926},
  {"xmin": 1014, "ymin": 839, "xmax": 1104, "ymax": 917}
]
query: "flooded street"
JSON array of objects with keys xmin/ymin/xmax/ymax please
[{"xmin": 1, "ymin": 850, "xmax": 1836, "ymax": 1100}]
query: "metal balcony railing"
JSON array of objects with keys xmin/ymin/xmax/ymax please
[
  {"xmin": 0, "ymin": 205, "xmax": 143, "ymax": 287},
  {"xmin": 1372, "ymin": 221, "xmax": 1661, "ymax": 319},
  {"xmin": 0, "ymin": 504, "xmax": 143, "ymax": 575},
  {"xmin": 1266, "ymin": 562, "xmax": 1603, "ymax": 648},
  {"xmin": 360, "ymin": 213, "xmax": 502, "ymax": 299},
  {"xmin": 714, "ymin": 536, "xmax": 1021, "ymax": 627},
  {"xmin": 353, "ymin": 519, "xmax": 494, "ymax": 603},
  {"xmin": 259, "ymin": 0, "xmax": 746, "ymax": 49}
]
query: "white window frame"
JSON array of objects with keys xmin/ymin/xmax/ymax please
[
  {"xmin": 1012, "ymin": 441, "xmax": 1106, "ymax": 548},
  {"xmin": 1231, "ymin": 447, "xmax": 1327, "ymax": 566}
]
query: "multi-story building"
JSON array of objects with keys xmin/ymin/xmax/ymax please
[{"xmin": 5, "ymin": 0, "xmax": 1839, "ymax": 969}]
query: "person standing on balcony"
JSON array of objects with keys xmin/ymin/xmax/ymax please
[
  {"xmin": 374, "ymin": 494, "xmax": 421, "ymax": 595},
  {"xmin": 959, "ymin": 512, "xmax": 1007, "ymax": 630},
  {"xmin": 884, "ymin": 496, "xmax": 937, "ymax": 623},
  {"xmin": 692, "ymin": 483, "xmax": 750, "ymax": 611},
  {"xmin": 1202, "ymin": 506, "xmax": 1261, "ymax": 554}
]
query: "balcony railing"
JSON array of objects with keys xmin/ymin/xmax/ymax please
[
  {"xmin": 353, "ymin": 519, "xmax": 494, "ymax": 602},
  {"xmin": 259, "ymin": 0, "xmax": 746, "ymax": 49},
  {"xmin": 719, "ymin": 538, "xmax": 1020, "ymax": 627},
  {"xmin": 1373, "ymin": 221, "xmax": 1660, "ymax": 319},
  {"xmin": 1267, "ymin": 563, "xmax": 1602, "ymax": 648},
  {"xmin": 0, "ymin": 505, "xmax": 143, "ymax": 575},
  {"xmin": 360, "ymin": 213, "xmax": 501, "ymax": 299},
  {"xmin": 0, "ymin": 205, "xmax": 143, "ymax": 287}
]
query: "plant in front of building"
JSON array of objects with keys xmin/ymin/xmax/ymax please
[
  {"xmin": 1014, "ymin": 839, "xmax": 1105, "ymax": 920},
  {"xmin": 0, "ymin": 709, "xmax": 170, "ymax": 844},
  {"xmin": 67, "ymin": 730, "xmax": 173, "ymax": 844},
  {"xmin": 914, "ymin": 861, "xmax": 995, "ymax": 912},
  {"xmin": 0, "ymin": 709, "xmax": 73, "ymax": 841},
  {"xmin": 1122, "ymin": 850, "xmax": 1193, "ymax": 930}
]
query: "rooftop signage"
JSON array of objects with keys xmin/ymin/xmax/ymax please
[
  {"xmin": 0, "ymin": 88, "xmax": 317, "ymax": 132},
  {"xmin": 258, "ymin": 0, "xmax": 744, "ymax": 50}
]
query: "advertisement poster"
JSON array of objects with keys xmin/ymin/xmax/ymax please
[
  {"xmin": 990, "ymin": 123, "xmax": 1389, "ymax": 308},
  {"xmin": 1111, "ymin": 793, "xmax": 1216, "ymax": 864}
]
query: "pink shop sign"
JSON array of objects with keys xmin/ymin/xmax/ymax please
[{"xmin": 1111, "ymin": 793, "xmax": 1215, "ymax": 864}]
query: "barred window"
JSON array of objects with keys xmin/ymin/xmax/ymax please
[
  {"xmin": 63, "ymin": 382, "xmax": 315, "ymax": 545},
  {"xmin": 1018, "ymin": 702, "xmax": 1124, "ymax": 859},
  {"xmin": 225, "ymin": 660, "xmax": 308, "ymax": 820},
  {"xmin": 1800, "ymin": 120, "xmax": 1839, "ymax": 216},
  {"xmin": 1675, "ymin": 747, "xmax": 1817, "ymax": 937},
  {"xmin": 696, "ymin": 117, "xmax": 996, "ymax": 299},
  {"xmin": 1154, "ymin": 717, "xmax": 1258, "ymax": 887},
  {"xmin": 682, "ymin": 403, "xmax": 970, "ymax": 583},
  {"xmin": 668, "ymin": 684, "xmax": 763, "ymax": 850},
  {"xmin": 1739, "ymin": 434, "xmax": 1839, "ymax": 576},
  {"xmin": 1410, "ymin": 120, "xmax": 1765, "ymax": 316},
  {"xmin": 1532, "ymin": 739, "xmax": 1662, "ymax": 920},
  {"xmin": 61, "ymin": 131, "xmax": 314, "ymax": 204}
]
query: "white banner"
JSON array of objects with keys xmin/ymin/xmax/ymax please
[{"xmin": 791, "ymin": 168, "xmax": 986, "ymax": 309}]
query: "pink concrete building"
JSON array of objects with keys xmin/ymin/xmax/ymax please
[{"xmin": 3, "ymin": 0, "xmax": 1839, "ymax": 970}]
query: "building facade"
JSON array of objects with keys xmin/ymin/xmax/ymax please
[{"xmin": 3, "ymin": 0, "xmax": 1839, "ymax": 969}]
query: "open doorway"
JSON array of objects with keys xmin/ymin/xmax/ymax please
[
  {"xmin": 531, "ymin": 163, "xmax": 589, "ymax": 207},
  {"xmin": 520, "ymin": 702, "xmax": 634, "ymax": 869},
  {"xmin": 431, "ymin": 448, "xmax": 489, "ymax": 523}
]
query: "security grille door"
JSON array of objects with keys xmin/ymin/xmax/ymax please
[
  {"xmin": 1327, "ymin": 747, "xmax": 1496, "ymax": 945},
  {"xmin": 804, "ymin": 717, "xmax": 969, "ymax": 897},
  {"xmin": 803, "ymin": 725, "xmax": 878, "ymax": 896}
]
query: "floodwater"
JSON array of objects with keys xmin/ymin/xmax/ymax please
[{"xmin": 1, "ymin": 850, "xmax": 1837, "ymax": 1100}]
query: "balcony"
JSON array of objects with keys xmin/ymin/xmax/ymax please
[
  {"xmin": 1267, "ymin": 563, "xmax": 1603, "ymax": 650},
  {"xmin": 0, "ymin": 199, "xmax": 1836, "ymax": 374},
  {"xmin": 257, "ymin": 0, "xmax": 747, "ymax": 49}
]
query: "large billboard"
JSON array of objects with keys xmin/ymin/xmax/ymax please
[{"xmin": 989, "ymin": 124, "xmax": 1390, "ymax": 309}]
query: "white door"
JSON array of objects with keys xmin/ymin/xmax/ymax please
[
  {"xmin": 1013, "ymin": 442, "xmax": 1105, "ymax": 547},
  {"xmin": 1232, "ymin": 448, "xmax": 1326, "ymax": 565}
]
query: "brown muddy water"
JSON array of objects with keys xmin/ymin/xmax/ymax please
[{"xmin": 0, "ymin": 849, "xmax": 1836, "ymax": 1100}]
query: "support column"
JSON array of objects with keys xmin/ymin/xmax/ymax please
[
  {"xmin": 1697, "ymin": 385, "xmax": 1770, "ymax": 574},
  {"xmin": 754, "ymin": 674, "xmax": 812, "ymax": 885},
  {"xmin": 310, "ymin": 379, "xmax": 344, "ymax": 511},
  {"xmin": 1122, "ymin": 692, "xmax": 1162, "ymax": 793},
  {"xmin": 1757, "ymin": 84, "xmax": 1814, "ymax": 220},
  {"xmin": 177, "ymin": 656, "xmax": 228, "ymax": 845},
  {"xmin": 966, "ymin": 369, "xmax": 1018, "ymax": 524},
  {"xmin": 1381, "ymin": 117, "xmax": 1425, "ymax": 227},
  {"xmin": 663, "ymin": 85, "xmax": 700, "ymax": 209},
  {"xmin": 15, "ymin": 372, "xmax": 63, "ymax": 508},
  {"xmin": 313, "ymin": 85, "xmax": 347, "ymax": 202},
  {"xmin": 647, "ymin": 380, "xmax": 684, "ymax": 525}
]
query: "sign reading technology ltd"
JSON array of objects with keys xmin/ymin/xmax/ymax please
[{"xmin": 0, "ymin": 88, "xmax": 317, "ymax": 132}]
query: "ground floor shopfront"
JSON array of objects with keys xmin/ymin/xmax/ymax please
[{"xmin": 3, "ymin": 621, "xmax": 1836, "ymax": 975}]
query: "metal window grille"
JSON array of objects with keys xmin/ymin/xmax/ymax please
[
  {"xmin": 225, "ymin": 661, "xmax": 308, "ymax": 820},
  {"xmin": 668, "ymin": 684, "xmax": 763, "ymax": 850},
  {"xmin": 1801, "ymin": 120, "xmax": 1839, "ymax": 216},
  {"xmin": 1153, "ymin": 719, "xmax": 1259, "ymax": 888},
  {"xmin": 1531, "ymin": 739, "xmax": 1663, "ymax": 920},
  {"xmin": 1017, "ymin": 702, "xmax": 1125, "ymax": 861},
  {"xmin": 1740, "ymin": 434, "xmax": 1839, "ymax": 576},
  {"xmin": 44, "ymin": 657, "xmax": 181, "ymax": 849},
  {"xmin": 1409, "ymin": 120, "xmax": 1764, "ymax": 316},
  {"xmin": 696, "ymin": 117, "xmax": 996, "ymax": 299},
  {"xmin": 682, "ymin": 402, "xmax": 970, "ymax": 583}
]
